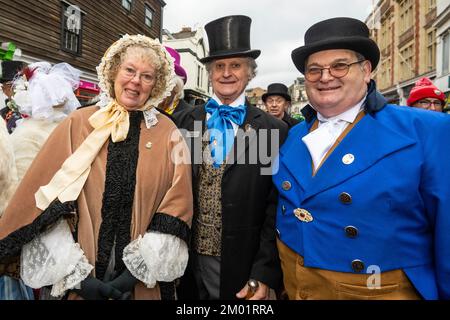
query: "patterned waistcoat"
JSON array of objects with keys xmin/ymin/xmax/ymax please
[{"xmin": 192, "ymin": 139, "xmax": 225, "ymax": 256}]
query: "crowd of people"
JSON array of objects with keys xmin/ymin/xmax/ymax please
[{"xmin": 0, "ymin": 13, "xmax": 449, "ymax": 301}]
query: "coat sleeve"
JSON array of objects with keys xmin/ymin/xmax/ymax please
[
  {"xmin": 0, "ymin": 119, "xmax": 18, "ymax": 217},
  {"xmin": 421, "ymin": 117, "xmax": 450, "ymax": 299},
  {"xmin": 249, "ymin": 121, "xmax": 288, "ymax": 291},
  {"xmin": 0, "ymin": 114, "xmax": 77, "ymax": 240},
  {"xmin": 154, "ymin": 127, "xmax": 193, "ymax": 226}
]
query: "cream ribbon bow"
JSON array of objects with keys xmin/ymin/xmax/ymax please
[{"xmin": 35, "ymin": 101, "xmax": 130, "ymax": 210}]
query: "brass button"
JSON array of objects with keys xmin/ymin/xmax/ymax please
[
  {"xmin": 345, "ymin": 226, "xmax": 358, "ymax": 238},
  {"xmin": 339, "ymin": 192, "xmax": 352, "ymax": 204},
  {"xmin": 293, "ymin": 208, "xmax": 313, "ymax": 223},
  {"xmin": 282, "ymin": 181, "xmax": 292, "ymax": 191},
  {"xmin": 351, "ymin": 259, "xmax": 365, "ymax": 273},
  {"xmin": 342, "ymin": 154, "xmax": 355, "ymax": 165}
]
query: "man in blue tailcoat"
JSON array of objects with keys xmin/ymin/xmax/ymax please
[{"xmin": 274, "ymin": 17, "xmax": 450, "ymax": 300}]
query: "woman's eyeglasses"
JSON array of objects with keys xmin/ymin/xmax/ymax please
[
  {"xmin": 305, "ymin": 60, "xmax": 366, "ymax": 82},
  {"xmin": 120, "ymin": 66, "xmax": 155, "ymax": 85}
]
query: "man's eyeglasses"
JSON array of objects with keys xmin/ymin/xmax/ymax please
[
  {"xmin": 305, "ymin": 60, "xmax": 366, "ymax": 82},
  {"xmin": 120, "ymin": 66, "xmax": 155, "ymax": 85},
  {"xmin": 416, "ymin": 99, "xmax": 443, "ymax": 109}
]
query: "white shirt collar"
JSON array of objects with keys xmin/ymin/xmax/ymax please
[
  {"xmin": 212, "ymin": 92, "xmax": 246, "ymax": 108},
  {"xmin": 316, "ymin": 95, "xmax": 366, "ymax": 124}
]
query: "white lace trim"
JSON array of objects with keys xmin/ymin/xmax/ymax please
[
  {"xmin": 122, "ymin": 232, "xmax": 188, "ymax": 288},
  {"xmin": 51, "ymin": 254, "xmax": 93, "ymax": 297},
  {"xmin": 20, "ymin": 219, "xmax": 93, "ymax": 297}
]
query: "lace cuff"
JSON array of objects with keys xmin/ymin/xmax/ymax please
[
  {"xmin": 122, "ymin": 231, "xmax": 188, "ymax": 288},
  {"xmin": 20, "ymin": 219, "xmax": 93, "ymax": 297}
]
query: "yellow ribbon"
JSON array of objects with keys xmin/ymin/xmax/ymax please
[{"xmin": 35, "ymin": 101, "xmax": 130, "ymax": 210}]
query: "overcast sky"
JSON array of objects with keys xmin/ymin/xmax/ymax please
[{"xmin": 163, "ymin": 0, "xmax": 375, "ymax": 89}]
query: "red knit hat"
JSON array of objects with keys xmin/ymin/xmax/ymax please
[{"xmin": 407, "ymin": 77, "xmax": 446, "ymax": 107}]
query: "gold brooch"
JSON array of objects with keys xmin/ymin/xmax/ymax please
[{"xmin": 294, "ymin": 208, "xmax": 313, "ymax": 223}]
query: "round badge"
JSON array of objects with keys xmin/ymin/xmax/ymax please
[{"xmin": 342, "ymin": 154, "xmax": 355, "ymax": 165}]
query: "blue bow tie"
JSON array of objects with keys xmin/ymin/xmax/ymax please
[{"xmin": 205, "ymin": 99, "xmax": 247, "ymax": 168}]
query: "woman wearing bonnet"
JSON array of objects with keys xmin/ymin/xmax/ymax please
[{"xmin": 0, "ymin": 35, "xmax": 193, "ymax": 300}]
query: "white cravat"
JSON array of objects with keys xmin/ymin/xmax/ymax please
[
  {"xmin": 302, "ymin": 118, "xmax": 347, "ymax": 170},
  {"xmin": 302, "ymin": 98, "xmax": 366, "ymax": 171}
]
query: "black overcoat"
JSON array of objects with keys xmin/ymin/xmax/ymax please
[{"xmin": 175, "ymin": 103, "xmax": 288, "ymax": 299}]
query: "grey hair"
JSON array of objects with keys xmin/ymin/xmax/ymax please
[
  {"xmin": 205, "ymin": 57, "xmax": 257, "ymax": 81},
  {"xmin": 172, "ymin": 76, "xmax": 185, "ymax": 100}
]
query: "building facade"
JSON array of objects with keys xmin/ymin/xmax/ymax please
[
  {"xmin": 245, "ymin": 87, "xmax": 266, "ymax": 110},
  {"xmin": 289, "ymin": 77, "xmax": 308, "ymax": 115},
  {"xmin": 0, "ymin": 0, "xmax": 165, "ymax": 104},
  {"xmin": 162, "ymin": 27, "xmax": 211, "ymax": 105},
  {"xmin": 433, "ymin": 0, "xmax": 450, "ymax": 107},
  {"xmin": 366, "ymin": 0, "xmax": 442, "ymax": 104}
]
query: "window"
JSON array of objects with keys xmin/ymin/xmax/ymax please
[
  {"xmin": 145, "ymin": 5, "xmax": 154, "ymax": 28},
  {"xmin": 380, "ymin": 58, "xmax": 391, "ymax": 89},
  {"xmin": 426, "ymin": 0, "xmax": 436, "ymax": 13},
  {"xmin": 443, "ymin": 33, "xmax": 450, "ymax": 74},
  {"xmin": 399, "ymin": 43, "xmax": 414, "ymax": 81},
  {"xmin": 399, "ymin": 0, "xmax": 413, "ymax": 34},
  {"xmin": 197, "ymin": 65, "xmax": 201, "ymax": 87},
  {"xmin": 61, "ymin": 2, "xmax": 83, "ymax": 55},
  {"xmin": 380, "ymin": 17, "xmax": 391, "ymax": 51},
  {"xmin": 122, "ymin": 0, "xmax": 132, "ymax": 11},
  {"xmin": 426, "ymin": 29, "xmax": 436, "ymax": 71}
]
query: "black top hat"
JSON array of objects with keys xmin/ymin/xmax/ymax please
[
  {"xmin": 200, "ymin": 15, "xmax": 261, "ymax": 63},
  {"xmin": 291, "ymin": 17, "xmax": 380, "ymax": 73},
  {"xmin": 0, "ymin": 60, "xmax": 25, "ymax": 83},
  {"xmin": 262, "ymin": 83, "xmax": 291, "ymax": 102}
]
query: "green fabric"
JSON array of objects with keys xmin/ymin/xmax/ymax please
[{"xmin": 0, "ymin": 42, "xmax": 17, "ymax": 61}]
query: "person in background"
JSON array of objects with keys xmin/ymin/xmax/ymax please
[
  {"xmin": 0, "ymin": 60, "xmax": 25, "ymax": 133},
  {"xmin": 406, "ymin": 77, "xmax": 447, "ymax": 113},
  {"xmin": 159, "ymin": 46, "xmax": 193, "ymax": 117},
  {"xmin": 175, "ymin": 15, "xmax": 287, "ymax": 300},
  {"xmin": 274, "ymin": 17, "xmax": 450, "ymax": 300},
  {"xmin": 9, "ymin": 61, "xmax": 81, "ymax": 181},
  {"xmin": 0, "ymin": 35, "xmax": 193, "ymax": 300},
  {"xmin": 263, "ymin": 83, "xmax": 299, "ymax": 128},
  {"xmin": 0, "ymin": 115, "xmax": 33, "ymax": 300}
]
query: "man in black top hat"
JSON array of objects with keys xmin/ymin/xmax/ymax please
[
  {"xmin": 175, "ymin": 15, "xmax": 287, "ymax": 300},
  {"xmin": 263, "ymin": 83, "xmax": 299, "ymax": 128},
  {"xmin": 274, "ymin": 17, "xmax": 450, "ymax": 300},
  {"xmin": 0, "ymin": 61, "xmax": 25, "ymax": 133}
]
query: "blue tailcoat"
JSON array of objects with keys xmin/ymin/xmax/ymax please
[{"xmin": 274, "ymin": 82, "xmax": 450, "ymax": 299}]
